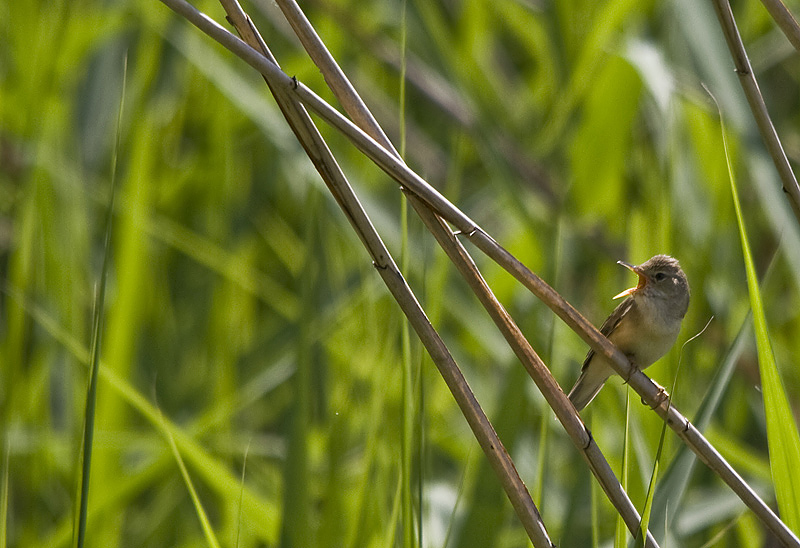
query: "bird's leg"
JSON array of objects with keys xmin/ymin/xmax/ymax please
[
  {"xmin": 622, "ymin": 356, "xmax": 639, "ymax": 384},
  {"xmin": 623, "ymin": 359, "xmax": 671, "ymax": 408}
]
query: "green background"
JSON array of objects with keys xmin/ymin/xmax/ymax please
[{"xmin": 2, "ymin": 0, "xmax": 800, "ymax": 546}]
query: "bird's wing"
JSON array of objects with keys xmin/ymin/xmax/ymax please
[{"xmin": 580, "ymin": 296, "xmax": 635, "ymax": 371}]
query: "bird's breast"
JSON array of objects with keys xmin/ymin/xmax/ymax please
[{"xmin": 608, "ymin": 296, "xmax": 682, "ymax": 368}]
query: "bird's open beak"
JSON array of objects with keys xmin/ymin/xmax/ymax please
[{"xmin": 613, "ymin": 260, "xmax": 647, "ymax": 299}]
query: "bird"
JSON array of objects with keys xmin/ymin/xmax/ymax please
[{"xmin": 567, "ymin": 254, "xmax": 690, "ymax": 411}]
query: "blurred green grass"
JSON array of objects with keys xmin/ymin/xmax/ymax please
[{"xmin": 2, "ymin": 0, "xmax": 800, "ymax": 546}]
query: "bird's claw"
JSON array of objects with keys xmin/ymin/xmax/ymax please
[
  {"xmin": 642, "ymin": 380, "xmax": 670, "ymax": 409},
  {"xmin": 623, "ymin": 360, "xmax": 639, "ymax": 384}
]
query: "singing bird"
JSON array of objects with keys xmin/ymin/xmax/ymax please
[{"xmin": 567, "ymin": 255, "xmax": 690, "ymax": 411}]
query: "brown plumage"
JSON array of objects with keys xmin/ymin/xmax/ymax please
[{"xmin": 568, "ymin": 255, "xmax": 690, "ymax": 411}]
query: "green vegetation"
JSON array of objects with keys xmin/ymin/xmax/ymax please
[{"xmin": 2, "ymin": 0, "xmax": 800, "ymax": 547}]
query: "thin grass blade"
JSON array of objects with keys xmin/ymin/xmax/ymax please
[
  {"xmin": 1, "ymin": 442, "xmax": 8, "ymax": 548},
  {"xmin": 71, "ymin": 54, "xmax": 126, "ymax": 548},
  {"xmin": 716, "ymin": 88, "xmax": 800, "ymax": 535},
  {"xmin": 650, "ymin": 314, "xmax": 749, "ymax": 543},
  {"xmin": 614, "ymin": 395, "xmax": 630, "ymax": 548},
  {"xmin": 635, "ymin": 424, "xmax": 666, "ymax": 548},
  {"xmin": 159, "ymin": 411, "xmax": 222, "ymax": 548}
]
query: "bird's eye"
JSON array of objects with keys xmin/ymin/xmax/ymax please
[{"xmin": 654, "ymin": 272, "xmax": 667, "ymax": 282}]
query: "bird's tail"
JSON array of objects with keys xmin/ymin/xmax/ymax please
[{"xmin": 567, "ymin": 363, "xmax": 612, "ymax": 411}]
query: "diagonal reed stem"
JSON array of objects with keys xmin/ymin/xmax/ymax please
[
  {"xmin": 759, "ymin": 0, "xmax": 800, "ymax": 53},
  {"xmin": 156, "ymin": 0, "xmax": 800, "ymax": 545},
  {"xmin": 269, "ymin": 1, "xmax": 658, "ymax": 544},
  {"xmin": 216, "ymin": 0, "xmax": 553, "ymax": 546},
  {"xmin": 710, "ymin": 0, "xmax": 800, "ymax": 227}
]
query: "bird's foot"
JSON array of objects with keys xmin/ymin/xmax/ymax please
[
  {"xmin": 622, "ymin": 360, "xmax": 640, "ymax": 384},
  {"xmin": 642, "ymin": 379, "xmax": 670, "ymax": 409},
  {"xmin": 624, "ymin": 363, "xmax": 671, "ymax": 409}
]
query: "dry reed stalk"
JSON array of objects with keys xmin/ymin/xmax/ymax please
[
  {"xmin": 156, "ymin": 0, "xmax": 800, "ymax": 545},
  {"xmin": 711, "ymin": 0, "xmax": 800, "ymax": 226},
  {"xmin": 758, "ymin": 0, "xmax": 800, "ymax": 52},
  {"xmin": 218, "ymin": 0, "xmax": 554, "ymax": 545},
  {"xmin": 268, "ymin": 2, "xmax": 661, "ymax": 544}
]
